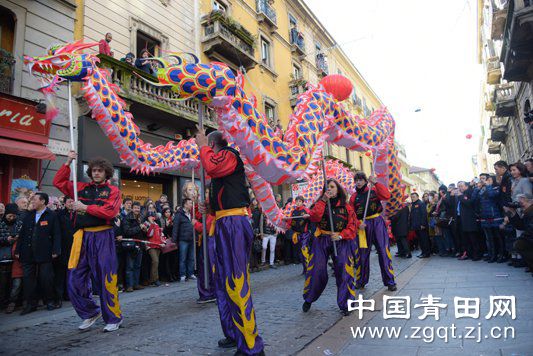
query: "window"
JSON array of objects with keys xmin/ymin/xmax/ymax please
[
  {"xmin": 136, "ymin": 31, "xmax": 161, "ymax": 58},
  {"xmin": 293, "ymin": 64, "xmax": 301, "ymax": 79},
  {"xmin": 0, "ymin": 7, "xmax": 16, "ymax": 95},
  {"xmin": 261, "ymin": 37, "xmax": 271, "ymax": 67},
  {"xmin": 264, "ymin": 101, "xmax": 277, "ymax": 128},
  {"xmin": 213, "ymin": 0, "xmax": 227, "ymax": 12},
  {"xmin": 359, "ymin": 156, "xmax": 364, "ymax": 171},
  {"xmin": 289, "ymin": 14, "xmax": 297, "ymax": 28}
]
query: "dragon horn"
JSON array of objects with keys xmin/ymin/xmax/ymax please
[{"xmin": 166, "ymin": 52, "xmax": 199, "ymax": 64}]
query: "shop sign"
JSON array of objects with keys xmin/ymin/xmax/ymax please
[{"xmin": 0, "ymin": 94, "xmax": 50, "ymax": 143}]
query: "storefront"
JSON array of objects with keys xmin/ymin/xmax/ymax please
[{"xmin": 0, "ymin": 93, "xmax": 55, "ymax": 203}]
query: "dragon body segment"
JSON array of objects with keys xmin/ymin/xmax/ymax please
[{"xmin": 25, "ymin": 41, "xmax": 405, "ymax": 229}]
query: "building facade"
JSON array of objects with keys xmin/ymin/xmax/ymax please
[
  {"xmin": 477, "ymin": 0, "xmax": 532, "ymax": 169},
  {"xmin": 0, "ymin": 0, "xmax": 76, "ymax": 203}
]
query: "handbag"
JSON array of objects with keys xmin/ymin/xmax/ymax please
[{"xmin": 161, "ymin": 240, "xmax": 178, "ymax": 254}]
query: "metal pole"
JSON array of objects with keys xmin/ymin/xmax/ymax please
[
  {"xmin": 361, "ymin": 152, "xmax": 379, "ymax": 225},
  {"xmin": 322, "ymin": 159, "xmax": 338, "ymax": 256},
  {"xmin": 68, "ymin": 81, "xmax": 78, "ymax": 202},
  {"xmin": 192, "ymin": 169, "xmax": 197, "ymax": 270},
  {"xmin": 198, "ymin": 104, "xmax": 209, "ymax": 289}
]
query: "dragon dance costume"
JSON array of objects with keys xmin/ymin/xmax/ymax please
[
  {"xmin": 53, "ymin": 165, "xmax": 122, "ymax": 325},
  {"xmin": 350, "ymin": 182, "xmax": 396, "ymax": 288},
  {"xmin": 303, "ymin": 198, "xmax": 358, "ymax": 313},
  {"xmin": 288, "ymin": 206, "xmax": 312, "ymax": 273},
  {"xmin": 200, "ymin": 145, "xmax": 264, "ymax": 355}
]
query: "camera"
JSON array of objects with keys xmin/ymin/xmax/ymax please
[{"xmin": 506, "ymin": 202, "xmax": 521, "ymax": 209}]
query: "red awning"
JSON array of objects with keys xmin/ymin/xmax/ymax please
[{"xmin": 0, "ymin": 137, "xmax": 56, "ymax": 161}]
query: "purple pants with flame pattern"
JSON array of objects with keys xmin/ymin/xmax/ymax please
[
  {"xmin": 214, "ymin": 215, "xmax": 264, "ymax": 355},
  {"xmin": 356, "ymin": 216, "xmax": 396, "ymax": 288},
  {"xmin": 303, "ymin": 234, "xmax": 357, "ymax": 311},
  {"xmin": 68, "ymin": 228, "xmax": 122, "ymax": 324}
]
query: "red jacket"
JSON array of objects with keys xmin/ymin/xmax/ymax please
[
  {"xmin": 147, "ymin": 223, "xmax": 165, "ymax": 249},
  {"xmin": 99, "ymin": 39, "xmax": 112, "ymax": 56},
  {"xmin": 309, "ymin": 199, "xmax": 359, "ymax": 240}
]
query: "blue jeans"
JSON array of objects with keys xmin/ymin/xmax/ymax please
[
  {"xmin": 179, "ymin": 241, "xmax": 194, "ymax": 278},
  {"xmin": 125, "ymin": 249, "xmax": 142, "ymax": 288}
]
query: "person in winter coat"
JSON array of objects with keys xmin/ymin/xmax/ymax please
[
  {"xmin": 409, "ymin": 193, "xmax": 430, "ymax": 258},
  {"xmin": 145, "ymin": 212, "xmax": 165, "ymax": 287},
  {"xmin": 253, "ymin": 208, "xmax": 278, "ymax": 268},
  {"xmin": 435, "ymin": 186, "xmax": 455, "ymax": 256},
  {"xmin": 456, "ymin": 182, "xmax": 482, "ymax": 261},
  {"xmin": 0, "ymin": 204, "xmax": 22, "ymax": 310},
  {"xmin": 54, "ymin": 197, "xmax": 76, "ymax": 308},
  {"xmin": 172, "ymin": 198, "xmax": 196, "ymax": 282},
  {"xmin": 507, "ymin": 194, "xmax": 533, "ymax": 272},
  {"xmin": 122, "ymin": 202, "xmax": 148, "ymax": 292},
  {"xmin": 303, "ymin": 179, "xmax": 358, "ymax": 316},
  {"xmin": 478, "ymin": 175, "xmax": 505, "ymax": 262},
  {"xmin": 15, "ymin": 192, "xmax": 61, "ymax": 315},
  {"xmin": 390, "ymin": 201, "xmax": 410, "ymax": 258}
]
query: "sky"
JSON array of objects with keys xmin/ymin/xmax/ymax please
[{"xmin": 305, "ymin": 0, "xmax": 483, "ymax": 184}]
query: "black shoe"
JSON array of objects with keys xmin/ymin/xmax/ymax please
[
  {"xmin": 46, "ymin": 303, "xmax": 57, "ymax": 311},
  {"xmin": 417, "ymin": 254, "xmax": 430, "ymax": 258},
  {"xmin": 488, "ymin": 257, "xmax": 497, "ymax": 263},
  {"xmin": 471, "ymin": 257, "xmax": 481, "ymax": 261},
  {"xmin": 302, "ymin": 301, "xmax": 312, "ymax": 312},
  {"xmin": 234, "ymin": 351, "xmax": 265, "ymax": 356},
  {"xmin": 514, "ymin": 260, "xmax": 527, "ymax": 268},
  {"xmin": 269, "ymin": 264, "xmax": 277, "ymax": 269},
  {"xmin": 355, "ymin": 285, "xmax": 365, "ymax": 290},
  {"xmin": 341, "ymin": 309, "xmax": 350, "ymax": 316},
  {"xmin": 218, "ymin": 337, "xmax": 237, "ymax": 348},
  {"xmin": 405, "ymin": 254, "xmax": 412, "ymax": 258},
  {"xmin": 388, "ymin": 284, "xmax": 397, "ymax": 291},
  {"xmin": 20, "ymin": 305, "xmax": 37, "ymax": 316}
]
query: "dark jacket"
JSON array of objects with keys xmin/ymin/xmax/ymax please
[
  {"xmin": 458, "ymin": 188, "xmax": 478, "ymax": 232},
  {"xmin": 252, "ymin": 210, "xmax": 276, "ymax": 235},
  {"xmin": 500, "ymin": 171, "xmax": 513, "ymax": 208},
  {"xmin": 478, "ymin": 185, "xmax": 503, "ymax": 228},
  {"xmin": 122, "ymin": 212, "xmax": 145, "ymax": 241},
  {"xmin": 409, "ymin": 199, "xmax": 428, "ymax": 231},
  {"xmin": 135, "ymin": 58, "xmax": 154, "ymax": 75},
  {"xmin": 172, "ymin": 208, "xmax": 194, "ymax": 242},
  {"xmin": 390, "ymin": 205, "xmax": 409, "ymax": 237},
  {"xmin": 0, "ymin": 218, "xmax": 22, "ymax": 262},
  {"xmin": 510, "ymin": 205, "xmax": 533, "ymax": 241},
  {"xmin": 16, "ymin": 208, "xmax": 61, "ymax": 264},
  {"xmin": 57, "ymin": 209, "xmax": 76, "ymax": 265}
]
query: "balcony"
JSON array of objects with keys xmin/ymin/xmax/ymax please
[
  {"xmin": 488, "ymin": 140, "xmax": 502, "ymax": 154},
  {"xmin": 484, "ymin": 91, "xmax": 495, "ymax": 111},
  {"xmin": 201, "ymin": 11, "xmax": 257, "ymax": 70},
  {"xmin": 493, "ymin": 83, "xmax": 516, "ymax": 117},
  {"xmin": 316, "ymin": 53, "xmax": 329, "ymax": 77},
  {"xmin": 97, "ymin": 55, "xmax": 216, "ymax": 126},
  {"xmin": 289, "ymin": 28, "xmax": 306, "ymax": 57},
  {"xmin": 500, "ymin": 0, "xmax": 533, "ymax": 82},
  {"xmin": 486, "ymin": 57, "xmax": 502, "ymax": 84},
  {"xmin": 256, "ymin": 0, "xmax": 277, "ymax": 30},
  {"xmin": 490, "ymin": 116, "xmax": 509, "ymax": 142},
  {"xmin": 491, "ymin": 8, "xmax": 508, "ymax": 39},
  {"xmin": 0, "ymin": 50, "xmax": 15, "ymax": 95},
  {"xmin": 289, "ymin": 78, "xmax": 307, "ymax": 107}
]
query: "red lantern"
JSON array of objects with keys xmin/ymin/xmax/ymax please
[
  {"xmin": 466, "ymin": 134, "xmax": 472, "ymax": 139},
  {"xmin": 365, "ymin": 151, "xmax": 372, "ymax": 157},
  {"xmin": 319, "ymin": 74, "xmax": 353, "ymax": 102}
]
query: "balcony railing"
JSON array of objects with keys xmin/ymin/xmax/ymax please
[
  {"xmin": 256, "ymin": 0, "xmax": 277, "ymax": 28},
  {"xmin": 289, "ymin": 78, "xmax": 307, "ymax": 106},
  {"xmin": 289, "ymin": 28, "xmax": 306, "ymax": 56},
  {"xmin": 490, "ymin": 116, "xmax": 509, "ymax": 142},
  {"xmin": 97, "ymin": 55, "xmax": 216, "ymax": 126},
  {"xmin": 0, "ymin": 50, "xmax": 15, "ymax": 95},
  {"xmin": 491, "ymin": 8, "xmax": 507, "ymax": 39},
  {"xmin": 486, "ymin": 56, "xmax": 502, "ymax": 84},
  {"xmin": 493, "ymin": 83, "xmax": 516, "ymax": 117},
  {"xmin": 316, "ymin": 54, "xmax": 328, "ymax": 76},
  {"xmin": 202, "ymin": 12, "xmax": 257, "ymax": 69}
]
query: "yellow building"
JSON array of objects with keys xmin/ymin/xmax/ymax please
[{"xmin": 198, "ymin": 0, "xmax": 384, "ymax": 184}]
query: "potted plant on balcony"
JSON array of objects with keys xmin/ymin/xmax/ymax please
[{"xmin": 205, "ymin": 10, "xmax": 256, "ymax": 48}]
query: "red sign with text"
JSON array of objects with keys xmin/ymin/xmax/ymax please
[{"xmin": 0, "ymin": 93, "xmax": 51, "ymax": 144}]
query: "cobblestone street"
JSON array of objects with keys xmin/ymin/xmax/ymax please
[{"xmin": 0, "ymin": 247, "xmax": 417, "ymax": 355}]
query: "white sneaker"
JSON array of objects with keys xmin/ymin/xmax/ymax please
[
  {"xmin": 180, "ymin": 276, "xmax": 186, "ymax": 282},
  {"xmin": 103, "ymin": 319, "xmax": 123, "ymax": 332},
  {"xmin": 189, "ymin": 275, "xmax": 197, "ymax": 280},
  {"xmin": 78, "ymin": 313, "xmax": 101, "ymax": 330}
]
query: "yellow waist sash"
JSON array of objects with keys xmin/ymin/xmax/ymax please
[
  {"xmin": 215, "ymin": 207, "xmax": 249, "ymax": 220},
  {"xmin": 68, "ymin": 226, "xmax": 112, "ymax": 269},
  {"xmin": 358, "ymin": 213, "xmax": 381, "ymax": 248},
  {"xmin": 314, "ymin": 227, "xmax": 342, "ymax": 237}
]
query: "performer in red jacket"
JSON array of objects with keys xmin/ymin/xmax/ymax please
[
  {"xmin": 283, "ymin": 196, "xmax": 311, "ymax": 274},
  {"xmin": 349, "ymin": 172, "xmax": 396, "ymax": 291},
  {"xmin": 303, "ymin": 179, "xmax": 359, "ymax": 316},
  {"xmin": 196, "ymin": 130, "xmax": 264, "ymax": 356},
  {"xmin": 53, "ymin": 151, "xmax": 122, "ymax": 332}
]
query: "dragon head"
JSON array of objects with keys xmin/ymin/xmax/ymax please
[
  {"xmin": 136, "ymin": 52, "xmax": 238, "ymax": 103},
  {"xmin": 24, "ymin": 40, "xmax": 98, "ymax": 90}
]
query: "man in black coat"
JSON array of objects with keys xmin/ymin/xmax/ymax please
[
  {"xmin": 494, "ymin": 161, "xmax": 513, "ymax": 208},
  {"xmin": 409, "ymin": 192, "xmax": 430, "ymax": 258},
  {"xmin": 172, "ymin": 198, "xmax": 196, "ymax": 282},
  {"xmin": 390, "ymin": 202, "xmax": 410, "ymax": 258},
  {"xmin": 15, "ymin": 192, "xmax": 61, "ymax": 315},
  {"xmin": 54, "ymin": 196, "xmax": 76, "ymax": 308},
  {"xmin": 457, "ymin": 182, "xmax": 481, "ymax": 261}
]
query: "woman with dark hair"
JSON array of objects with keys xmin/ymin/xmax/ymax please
[
  {"xmin": 160, "ymin": 207, "xmax": 177, "ymax": 281},
  {"xmin": 135, "ymin": 49, "xmax": 155, "ymax": 75},
  {"xmin": 302, "ymin": 179, "xmax": 358, "ymax": 316},
  {"xmin": 479, "ymin": 176, "xmax": 505, "ymax": 263},
  {"xmin": 509, "ymin": 162, "xmax": 532, "ymax": 203}
]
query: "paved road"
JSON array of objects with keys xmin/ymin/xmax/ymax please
[{"xmin": 0, "ymin": 246, "xmax": 418, "ymax": 355}]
